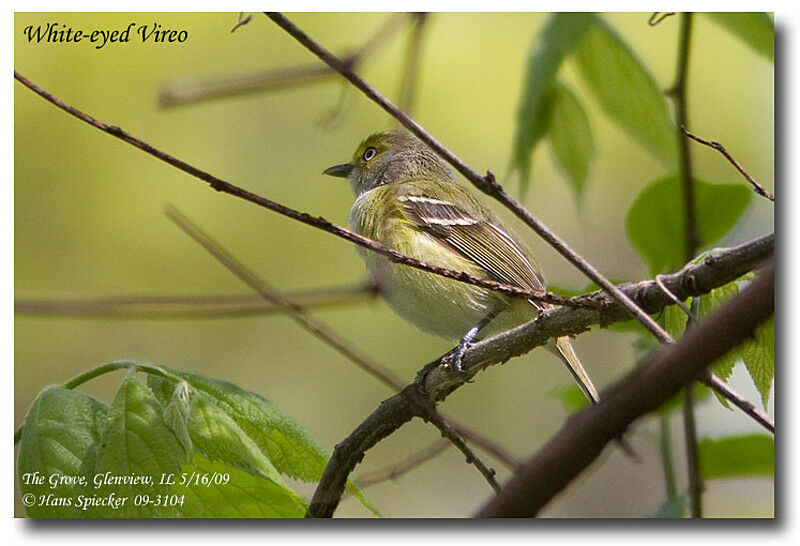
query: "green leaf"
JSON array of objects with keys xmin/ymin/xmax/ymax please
[
  {"xmin": 740, "ymin": 317, "xmax": 774, "ymax": 408},
  {"xmin": 625, "ymin": 176, "xmax": 752, "ymax": 274},
  {"xmin": 512, "ymin": 12, "xmax": 597, "ymax": 194},
  {"xmin": 662, "ymin": 302, "xmax": 689, "ymax": 340},
  {"xmin": 173, "ymin": 456, "xmax": 306, "ymax": 518},
  {"xmin": 705, "ymin": 13, "xmax": 774, "ymax": 62},
  {"xmin": 93, "ymin": 375, "xmax": 186, "ymax": 517},
  {"xmin": 549, "ymin": 385, "xmax": 590, "ymax": 413},
  {"xmin": 650, "ymin": 495, "xmax": 688, "ymax": 518},
  {"xmin": 573, "ymin": 17, "xmax": 677, "ymax": 165},
  {"xmin": 699, "ymin": 434, "xmax": 774, "ymax": 479},
  {"xmin": 149, "ymin": 369, "xmax": 379, "ymax": 516},
  {"xmin": 547, "ymin": 82, "xmax": 594, "ymax": 198},
  {"xmin": 17, "ymin": 387, "xmax": 109, "ymax": 517},
  {"xmin": 694, "ymin": 281, "xmax": 774, "ymax": 409}
]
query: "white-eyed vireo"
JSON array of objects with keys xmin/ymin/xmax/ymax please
[{"xmin": 324, "ymin": 130, "xmax": 599, "ymax": 403}]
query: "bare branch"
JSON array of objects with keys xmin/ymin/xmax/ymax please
[
  {"xmin": 648, "ymin": 12, "xmax": 676, "ymax": 27},
  {"xmin": 160, "ymin": 13, "xmax": 407, "ymax": 108},
  {"xmin": 355, "ymin": 438, "xmax": 450, "ymax": 488},
  {"xmin": 13, "ymin": 70, "xmax": 582, "ymax": 309},
  {"xmin": 306, "ymin": 234, "xmax": 773, "ymax": 517},
  {"xmin": 14, "ymin": 283, "xmax": 378, "ymax": 319},
  {"xmin": 476, "ymin": 263, "xmax": 773, "ymax": 518},
  {"xmin": 682, "ymin": 126, "xmax": 775, "ymax": 202},
  {"xmin": 264, "ymin": 12, "xmax": 677, "ymax": 349}
]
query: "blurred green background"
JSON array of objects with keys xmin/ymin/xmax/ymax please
[{"xmin": 14, "ymin": 12, "xmax": 774, "ymax": 517}]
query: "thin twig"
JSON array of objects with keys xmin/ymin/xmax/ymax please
[
  {"xmin": 658, "ymin": 414, "xmax": 678, "ymax": 500},
  {"xmin": 655, "ymin": 274, "xmax": 694, "ymax": 322},
  {"xmin": 160, "ymin": 13, "xmax": 407, "ymax": 108},
  {"xmin": 648, "ymin": 12, "xmax": 676, "ymax": 27},
  {"xmin": 476, "ymin": 264, "xmax": 774, "ymax": 518},
  {"xmin": 264, "ymin": 12, "xmax": 677, "ymax": 349},
  {"xmin": 13, "ymin": 70, "xmax": 582, "ymax": 309},
  {"xmin": 14, "ymin": 283, "xmax": 379, "ymax": 319},
  {"xmin": 230, "ymin": 13, "xmax": 252, "ymax": 33},
  {"xmin": 306, "ymin": 236, "xmax": 774, "ymax": 517},
  {"xmin": 165, "ymin": 206, "xmax": 501, "ymax": 492},
  {"xmin": 355, "ymin": 438, "xmax": 450, "ymax": 488},
  {"xmin": 682, "ymin": 382, "xmax": 703, "ymax": 517},
  {"xmin": 682, "ymin": 126, "xmax": 775, "ymax": 202},
  {"xmin": 396, "ymin": 13, "xmax": 428, "ymax": 116},
  {"xmin": 701, "ymin": 373, "xmax": 774, "ymax": 433}
]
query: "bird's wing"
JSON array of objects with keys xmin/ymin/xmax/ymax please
[{"xmin": 398, "ymin": 193, "xmax": 547, "ymax": 301}]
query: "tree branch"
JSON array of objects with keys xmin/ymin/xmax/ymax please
[
  {"xmin": 13, "ymin": 70, "xmax": 582, "ymax": 309},
  {"xmin": 14, "ymin": 282, "xmax": 379, "ymax": 319},
  {"xmin": 306, "ymin": 233, "xmax": 773, "ymax": 517},
  {"xmin": 264, "ymin": 12, "xmax": 676, "ymax": 347},
  {"xmin": 355, "ymin": 438, "xmax": 450, "ymax": 488},
  {"xmin": 682, "ymin": 126, "xmax": 775, "ymax": 202},
  {"xmin": 476, "ymin": 263, "xmax": 773, "ymax": 517}
]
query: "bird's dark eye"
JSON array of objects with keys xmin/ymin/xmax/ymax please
[{"xmin": 363, "ymin": 147, "xmax": 377, "ymax": 161}]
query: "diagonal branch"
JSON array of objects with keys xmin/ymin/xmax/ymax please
[
  {"xmin": 476, "ymin": 263, "xmax": 773, "ymax": 517},
  {"xmin": 13, "ymin": 70, "xmax": 582, "ymax": 309},
  {"xmin": 264, "ymin": 12, "xmax": 676, "ymax": 349},
  {"xmin": 306, "ymin": 233, "xmax": 773, "ymax": 517}
]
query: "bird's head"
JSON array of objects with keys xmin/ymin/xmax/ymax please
[{"xmin": 323, "ymin": 129, "xmax": 454, "ymax": 196}]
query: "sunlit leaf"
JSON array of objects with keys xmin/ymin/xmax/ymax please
[
  {"xmin": 93, "ymin": 376, "xmax": 186, "ymax": 517},
  {"xmin": 17, "ymin": 387, "xmax": 109, "ymax": 517},
  {"xmin": 573, "ymin": 18, "xmax": 677, "ymax": 165},
  {"xmin": 740, "ymin": 317, "xmax": 774, "ymax": 408},
  {"xmin": 625, "ymin": 176, "xmax": 752, "ymax": 274},
  {"xmin": 699, "ymin": 434, "xmax": 774, "ymax": 479},
  {"xmin": 149, "ymin": 369, "xmax": 379, "ymax": 516},
  {"xmin": 173, "ymin": 456, "xmax": 306, "ymax": 518},
  {"xmin": 512, "ymin": 12, "xmax": 597, "ymax": 195},
  {"xmin": 705, "ymin": 13, "xmax": 774, "ymax": 62}
]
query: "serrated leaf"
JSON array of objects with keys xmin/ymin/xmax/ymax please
[
  {"xmin": 547, "ymin": 82, "xmax": 594, "ymax": 198},
  {"xmin": 625, "ymin": 176, "xmax": 752, "ymax": 274},
  {"xmin": 662, "ymin": 302, "xmax": 689, "ymax": 340},
  {"xmin": 93, "ymin": 376, "xmax": 186, "ymax": 517},
  {"xmin": 573, "ymin": 17, "xmax": 677, "ymax": 165},
  {"xmin": 149, "ymin": 369, "xmax": 379, "ymax": 516},
  {"xmin": 740, "ymin": 317, "xmax": 774, "ymax": 408},
  {"xmin": 173, "ymin": 456, "xmax": 306, "ymax": 518},
  {"xmin": 512, "ymin": 12, "xmax": 597, "ymax": 194},
  {"xmin": 17, "ymin": 387, "xmax": 109, "ymax": 517},
  {"xmin": 699, "ymin": 434, "xmax": 773, "ymax": 479},
  {"xmin": 705, "ymin": 13, "xmax": 774, "ymax": 62},
  {"xmin": 186, "ymin": 391, "xmax": 286, "ymax": 486},
  {"xmin": 650, "ymin": 494, "xmax": 688, "ymax": 518}
]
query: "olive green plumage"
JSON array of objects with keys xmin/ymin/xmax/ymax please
[{"xmin": 324, "ymin": 129, "xmax": 599, "ymax": 403}]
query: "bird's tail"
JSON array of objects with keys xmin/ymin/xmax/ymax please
[{"xmin": 554, "ymin": 336, "xmax": 599, "ymax": 404}]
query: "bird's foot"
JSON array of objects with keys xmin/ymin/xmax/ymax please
[{"xmin": 444, "ymin": 339, "xmax": 472, "ymax": 376}]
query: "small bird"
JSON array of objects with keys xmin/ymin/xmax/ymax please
[{"xmin": 324, "ymin": 129, "xmax": 599, "ymax": 403}]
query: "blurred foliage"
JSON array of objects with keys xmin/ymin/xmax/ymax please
[
  {"xmin": 698, "ymin": 434, "xmax": 774, "ymax": 479},
  {"xmin": 15, "ymin": 12, "xmax": 774, "ymax": 517}
]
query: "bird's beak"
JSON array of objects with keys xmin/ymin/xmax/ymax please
[{"xmin": 323, "ymin": 163, "xmax": 353, "ymax": 178}]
